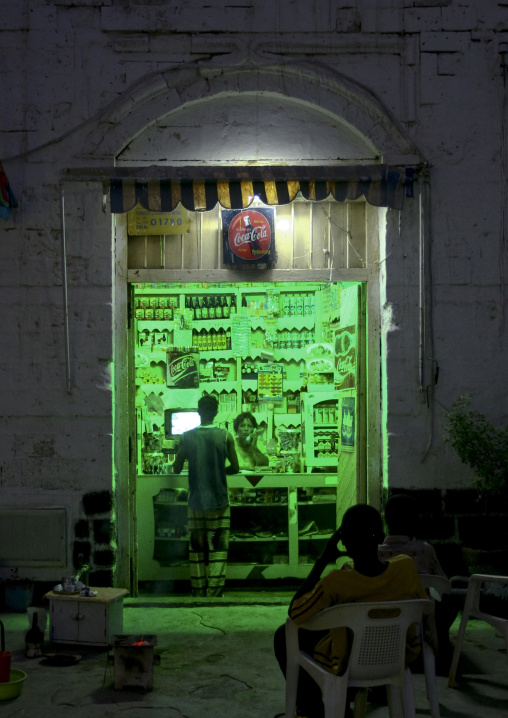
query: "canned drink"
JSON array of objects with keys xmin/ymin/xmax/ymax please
[
  {"xmin": 163, "ymin": 308, "xmax": 173, "ymax": 320},
  {"xmin": 140, "ymin": 297, "xmax": 149, "ymax": 308},
  {"xmin": 135, "ymin": 308, "xmax": 145, "ymax": 320},
  {"xmin": 166, "ymin": 347, "xmax": 200, "ymax": 388},
  {"xmin": 150, "ymin": 297, "xmax": 159, "ymax": 308},
  {"xmin": 144, "ymin": 308, "xmax": 154, "ymax": 320},
  {"xmin": 154, "ymin": 308, "xmax": 164, "ymax": 320},
  {"xmin": 158, "ymin": 297, "xmax": 168, "ymax": 309}
]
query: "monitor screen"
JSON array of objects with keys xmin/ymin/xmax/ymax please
[{"xmin": 165, "ymin": 409, "xmax": 200, "ymax": 437}]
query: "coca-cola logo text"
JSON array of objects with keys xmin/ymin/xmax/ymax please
[
  {"xmin": 168, "ymin": 355, "xmax": 196, "ymax": 378},
  {"xmin": 227, "ymin": 210, "xmax": 271, "ymax": 261}
]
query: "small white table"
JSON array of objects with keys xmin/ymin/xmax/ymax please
[{"xmin": 44, "ymin": 587, "xmax": 129, "ymax": 646}]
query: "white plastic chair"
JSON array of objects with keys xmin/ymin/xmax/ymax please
[
  {"xmin": 417, "ymin": 574, "xmax": 452, "ymax": 718},
  {"xmin": 448, "ymin": 573, "xmax": 508, "ymax": 687},
  {"xmin": 285, "ymin": 598, "xmax": 433, "ymax": 718}
]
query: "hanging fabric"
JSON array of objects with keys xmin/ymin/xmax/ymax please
[
  {"xmin": 0, "ymin": 161, "xmax": 18, "ymax": 221},
  {"xmin": 107, "ymin": 165, "xmax": 415, "ymax": 214}
]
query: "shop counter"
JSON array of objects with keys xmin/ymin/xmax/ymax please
[{"xmin": 136, "ymin": 471, "xmax": 339, "ymax": 585}]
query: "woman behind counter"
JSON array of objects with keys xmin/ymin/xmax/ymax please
[{"xmin": 233, "ymin": 411, "xmax": 269, "ymax": 470}]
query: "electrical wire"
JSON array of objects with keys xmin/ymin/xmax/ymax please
[{"xmin": 320, "ymin": 207, "xmax": 366, "ymax": 271}]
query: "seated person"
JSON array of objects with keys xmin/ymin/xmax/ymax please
[
  {"xmin": 232, "ymin": 411, "xmax": 269, "ymax": 470},
  {"xmin": 378, "ymin": 493, "xmax": 447, "ymax": 576},
  {"xmin": 273, "ymin": 504, "xmax": 427, "ymax": 718},
  {"xmin": 378, "ymin": 493, "xmax": 457, "ymax": 674}
]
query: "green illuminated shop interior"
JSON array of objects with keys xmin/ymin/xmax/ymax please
[{"xmin": 133, "ymin": 279, "xmax": 366, "ymax": 584}]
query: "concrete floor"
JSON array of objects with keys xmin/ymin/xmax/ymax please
[{"xmin": 0, "ymin": 591, "xmax": 507, "ymax": 717}]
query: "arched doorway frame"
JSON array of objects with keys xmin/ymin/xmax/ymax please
[{"xmin": 92, "ymin": 61, "xmax": 424, "ymax": 590}]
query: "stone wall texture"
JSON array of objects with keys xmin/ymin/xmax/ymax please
[{"xmin": 1, "ymin": 0, "xmax": 507, "ymax": 582}]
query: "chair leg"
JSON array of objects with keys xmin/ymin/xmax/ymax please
[
  {"xmin": 387, "ymin": 685, "xmax": 405, "ymax": 718},
  {"xmin": 404, "ymin": 668, "xmax": 416, "ymax": 718},
  {"xmin": 321, "ymin": 680, "xmax": 348, "ymax": 718},
  {"xmin": 353, "ymin": 688, "xmax": 367, "ymax": 718},
  {"xmin": 422, "ymin": 642, "xmax": 440, "ymax": 718},
  {"xmin": 448, "ymin": 610, "xmax": 470, "ymax": 687},
  {"xmin": 285, "ymin": 662, "xmax": 299, "ymax": 718}
]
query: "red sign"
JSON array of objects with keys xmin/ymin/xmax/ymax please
[{"xmin": 225, "ymin": 210, "xmax": 272, "ymax": 262}]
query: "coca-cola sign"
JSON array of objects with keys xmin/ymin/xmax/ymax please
[
  {"xmin": 222, "ymin": 208, "xmax": 275, "ymax": 265},
  {"xmin": 166, "ymin": 348, "xmax": 199, "ymax": 388}
]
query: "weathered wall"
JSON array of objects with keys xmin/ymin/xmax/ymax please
[{"xmin": 1, "ymin": 0, "xmax": 507, "ymax": 581}]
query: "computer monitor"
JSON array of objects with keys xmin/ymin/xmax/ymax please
[{"xmin": 164, "ymin": 409, "xmax": 200, "ymax": 438}]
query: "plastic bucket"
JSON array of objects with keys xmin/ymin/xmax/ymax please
[
  {"xmin": 0, "ymin": 670, "xmax": 27, "ymax": 700},
  {"xmin": 4, "ymin": 585, "xmax": 33, "ymax": 612}
]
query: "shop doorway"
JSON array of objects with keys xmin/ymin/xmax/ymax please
[
  {"xmin": 114, "ymin": 195, "xmax": 382, "ymax": 594},
  {"xmin": 129, "ymin": 276, "xmax": 367, "ymax": 594}
]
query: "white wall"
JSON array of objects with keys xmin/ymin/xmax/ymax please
[{"xmin": 1, "ymin": 0, "xmax": 507, "ymax": 578}]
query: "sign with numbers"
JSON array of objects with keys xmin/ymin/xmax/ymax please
[{"xmin": 128, "ymin": 205, "xmax": 191, "ymax": 235}]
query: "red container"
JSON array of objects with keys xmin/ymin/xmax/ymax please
[{"xmin": 0, "ymin": 651, "xmax": 11, "ymax": 683}]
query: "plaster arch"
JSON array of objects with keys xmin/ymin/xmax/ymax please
[{"xmin": 84, "ymin": 62, "xmax": 423, "ymax": 165}]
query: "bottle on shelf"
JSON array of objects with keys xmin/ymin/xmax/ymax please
[
  {"xmin": 230, "ymin": 295, "xmax": 237, "ymax": 315},
  {"xmin": 185, "ymin": 295, "xmax": 191, "ymax": 311},
  {"xmin": 241, "ymin": 295, "xmax": 248, "ymax": 312},
  {"xmin": 209, "ymin": 296, "xmax": 216, "ymax": 320},
  {"xmin": 206, "ymin": 329, "xmax": 213, "ymax": 351},
  {"xmin": 211, "ymin": 327, "xmax": 218, "ymax": 350},
  {"xmin": 202, "ymin": 296, "xmax": 209, "ymax": 320},
  {"xmin": 226, "ymin": 327, "xmax": 232, "ymax": 349},
  {"xmin": 215, "ymin": 295, "xmax": 222, "ymax": 319},
  {"xmin": 221, "ymin": 295, "xmax": 229, "ymax": 319},
  {"xmin": 195, "ymin": 296, "xmax": 202, "ymax": 320}
]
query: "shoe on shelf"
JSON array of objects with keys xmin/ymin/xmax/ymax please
[{"xmin": 298, "ymin": 520, "xmax": 319, "ymax": 536}]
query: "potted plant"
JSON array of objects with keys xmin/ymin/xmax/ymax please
[
  {"xmin": 443, "ymin": 395, "xmax": 508, "ymax": 575},
  {"xmin": 443, "ymin": 395, "xmax": 508, "ymax": 499},
  {"xmin": 1, "ymin": 569, "xmax": 34, "ymax": 612}
]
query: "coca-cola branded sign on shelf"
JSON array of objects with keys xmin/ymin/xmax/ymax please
[{"xmin": 222, "ymin": 208, "xmax": 275, "ymax": 265}]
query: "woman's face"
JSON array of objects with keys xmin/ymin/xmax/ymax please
[{"xmin": 237, "ymin": 418, "xmax": 254, "ymax": 442}]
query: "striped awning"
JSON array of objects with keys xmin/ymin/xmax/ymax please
[{"xmin": 108, "ymin": 165, "xmax": 415, "ymax": 213}]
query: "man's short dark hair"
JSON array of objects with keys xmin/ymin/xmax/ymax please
[
  {"xmin": 197, "ymin": 394, "xmax": 219, "ymax": 419},
  {"xmin": 338, "ymin": 504, "xmax": 385, "ymax": 545}
]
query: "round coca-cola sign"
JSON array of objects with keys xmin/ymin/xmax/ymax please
[{"xmin": 227, "ymin": 210, "xmax": 272, "ymax": 261}]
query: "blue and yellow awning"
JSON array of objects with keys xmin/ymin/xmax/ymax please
[{"xmin": 105, "ymin": 164, "xmax": 415, "ymax": 213}]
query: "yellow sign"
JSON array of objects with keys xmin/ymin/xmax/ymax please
[{"xmin": 127, "ymin": 205, "xmax": 191, "ymax": 235}]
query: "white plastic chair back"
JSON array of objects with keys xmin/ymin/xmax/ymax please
[
  {"xmin": 448, "ymin": 573, "xmax": 508, "ymax": 687},
  {"xmin": 285, "ymin": 598, "xmax": 433, "ymax": 718}
]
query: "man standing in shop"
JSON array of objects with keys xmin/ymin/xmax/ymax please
[{"xmin": 172, "ymin": 395, "xmax": 239, "ymax": 597}]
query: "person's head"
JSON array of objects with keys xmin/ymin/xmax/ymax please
[
  {"xmin": 384, "ymin": 494, "xmax": 419, "ymax": 538},
  {"xmin": 233, "ymin": 411, "xmax": 257, "ymax": 439},
  {"xmin": 337, "ymin": 504, "xmax": 385, "ymax": 559},
  {"xmin": 197, "ymin": 394, "xmax": 219, "ymax": 424}
]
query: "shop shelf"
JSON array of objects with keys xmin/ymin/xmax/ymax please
[
  {"xmin": 191, "ymin": 319, "xmax": 231, "ymax": 330},
  {"xmin": 136, "ymin": 320, "xmax": 175, "ymax": 330},
  {"xmin": 199, "ymin": 350, "xmax": 233, "ymax": 360},
  {"xmin": 198, "ymin": 380, "xmax": 238, "ymax": 393}
]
